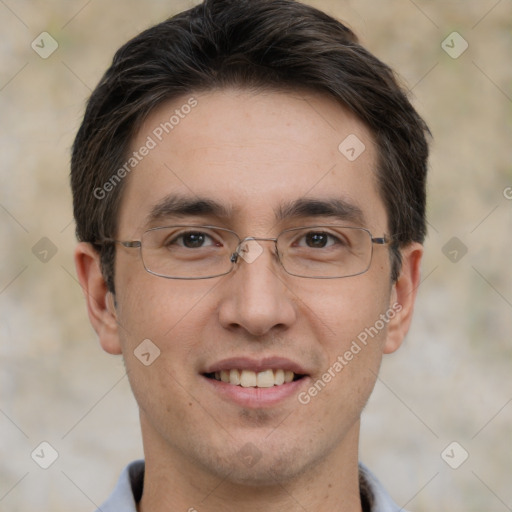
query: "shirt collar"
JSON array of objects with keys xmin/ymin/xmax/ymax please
[{"xmin": 96, "ymin": 460, "xmax": 407, "ymax": 512}]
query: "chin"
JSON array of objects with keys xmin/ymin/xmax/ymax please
[
  {"xmin": 220, "ymin": 460, "xmax": 304, "ymax": 487},
  {"xmin": 197, "ymin": 440, "xmax": 318, "ymax": 488}
]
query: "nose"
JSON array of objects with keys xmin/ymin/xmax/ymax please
[{"xmin": 218, "ymin": 239, "xmax": 297, "ymax": 337}]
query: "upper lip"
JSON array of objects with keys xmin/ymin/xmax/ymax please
[{"xmin": 203, "ymin": 356, "xmax": 310, "ymax": 375}]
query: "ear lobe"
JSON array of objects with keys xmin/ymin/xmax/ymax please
[
  {"xmin": 74, "ymin": 242, "xmax": 122, "ymax": 355},
  {"xmin": 383, "ymin": 242, "xmax": 423, "ymax": 354}
]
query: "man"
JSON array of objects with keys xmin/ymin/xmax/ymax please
[{"xmin": 71, "ymin": 0, "xmax": 429, "ymax": 510}]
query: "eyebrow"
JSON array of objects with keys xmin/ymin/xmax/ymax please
[
  {"xmin": 276, "ymin": 198, "xmax": 366, "ymax": 226},
  {"xmin": 145, "ymin": 194, "xmax": 365, "ymax": 227},
  {"xmin": 145, "ymin": 194, "xmax": 232, "ymax": 226}
]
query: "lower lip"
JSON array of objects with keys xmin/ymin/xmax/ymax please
[{"xmin": 202, "ymin": 375, "xmax": 309, "ymax": 408}]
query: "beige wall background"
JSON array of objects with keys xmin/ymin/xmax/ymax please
[{"xmin": 1, "ymin": 0, "xmax": 511, "ymax": 510}]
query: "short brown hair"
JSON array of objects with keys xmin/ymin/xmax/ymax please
[{"xmin": 71, "ymin": 0, "xmax": 430, "ymax": 292}]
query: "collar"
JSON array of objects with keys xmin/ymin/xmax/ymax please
[{"xmin": 97, "ymin": 460, "xmax": 408, "ymax": 512}]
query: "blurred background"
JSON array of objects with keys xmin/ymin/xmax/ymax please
[{"xmin": 1, "ymin": 0, "xmax": 511, "ymax": 510}]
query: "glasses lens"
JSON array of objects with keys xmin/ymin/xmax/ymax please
[
  {"xmin": 140, "ymin": 226, "xmax": 238, "ymax": 279},
  {"xmin": 278, "ymin": 226, "xmax": 372, "ymax": 278}
]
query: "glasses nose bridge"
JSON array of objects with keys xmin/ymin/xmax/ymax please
[
  {"xmin": 239, "ymin": 236, "xmax": 279, "ymax": 253},
  {"xmin": 241, "ymin": 235, "xmax": 278, "ymax": 244},
  {"xmin": 231, "ymin": 235, "xmax": 280, "ymax": 266}
]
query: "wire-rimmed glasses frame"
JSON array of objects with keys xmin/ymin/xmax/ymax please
[{"xmin": 98, "ymin": 224, "xmax": 391, "ymax": 280}]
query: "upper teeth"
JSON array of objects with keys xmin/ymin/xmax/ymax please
[{"xmin": 214, "ymin": 369, "xmax": 295, "ymax": 387}]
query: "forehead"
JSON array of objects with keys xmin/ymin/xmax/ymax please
[{"xmin": 117, "ymin": 88, "xmax": 386, "ymax": 236}]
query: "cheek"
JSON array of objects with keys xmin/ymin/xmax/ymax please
[
  {"xmin": 299, "ymin": 273, "xmax": 391, "ymax": 347},
  {"xmin": 115, "ymin": 269, "xmax": 214, "ymax": 343},
  {"xmin": 295, "ymin": 275, "xmax": 392, "ymax": 401},
  {"xmin": 113, "ymin": 273, "xmax": 222, "ymax": 390},
  {"xmin": 302, "ymin": 288, "xmax": 390, "ymax": 410},
  {"xmin": 114, "ymin": 278, "xmax": 216, "ymax": 432}
]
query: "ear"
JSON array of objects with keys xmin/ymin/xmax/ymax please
[
  {"xmin": 383, "ymin": 242, "xmax": 423, "ymax": 354},
  {"xmin": 74, "ymin": 242, "xmax": 122, "ymax": 355}
]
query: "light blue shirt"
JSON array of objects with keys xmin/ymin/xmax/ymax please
[{"xmin": 96, "ymin": 460, "xmax": 408, "ymax": 511}]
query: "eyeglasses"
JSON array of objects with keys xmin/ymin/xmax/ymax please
[{"xmin": 99, "ymin": 225, "xmax": 390, "ymax": 280}]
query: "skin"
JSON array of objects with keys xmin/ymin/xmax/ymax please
[{"xmin": 75, "ymin": 89, "xmax": 422, "ymax": 512}]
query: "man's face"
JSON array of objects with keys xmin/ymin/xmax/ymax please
[{"xmin": 95, "ymin": 89, "xmax": 414, "ymax": 484}]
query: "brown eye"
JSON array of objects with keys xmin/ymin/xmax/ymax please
[
  {"xmin": 162, "ymin": 231, "xmax": 218, "ymax": 249},
  {"xmin": 181, "ymin": 232, "xmax": 208, "ymax": 248},
  {"xmin": 309, "ymin": 232, "xmax": 332, "ymax": 248}
]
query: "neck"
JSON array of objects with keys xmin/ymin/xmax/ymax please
[{"xmin": 137, "ymin": 415, "xmax": 364, "ymax": 512}]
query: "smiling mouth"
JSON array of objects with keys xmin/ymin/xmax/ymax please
[{"xmin": 204, "ymin": 369, "xmax": 306, "ymax": 388}]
